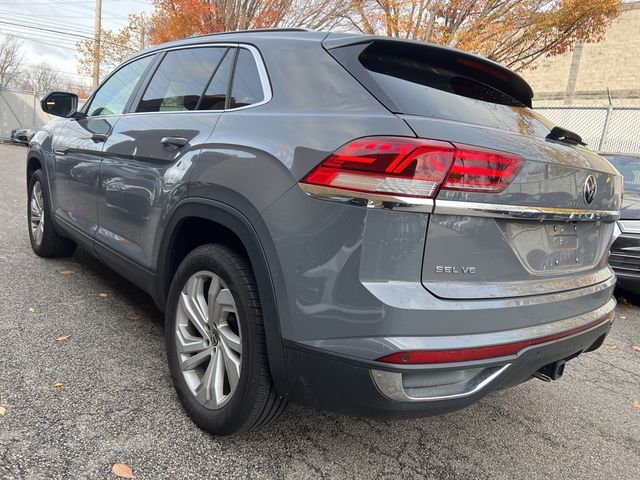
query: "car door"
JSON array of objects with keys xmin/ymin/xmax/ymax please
[
  {"xmin": 51, "ymin": 55, "xmax": 154, "ymax": 241},
  {"xmin": 96, "ymin": 45, "xmax": 234, "ymax": 276}
]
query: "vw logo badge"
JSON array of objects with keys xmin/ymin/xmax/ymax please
[{"xmin": 583, "ymin": 175, "xmax": 597, "ymax": 205}]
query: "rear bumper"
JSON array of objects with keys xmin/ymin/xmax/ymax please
[{"xmin": 283, "ymin": 301, "xmax": 614, "ymax": 419}]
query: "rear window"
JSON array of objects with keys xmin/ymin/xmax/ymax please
[
  {"xmin": 360, "ymin": 44, "xmax": 522, "ymax": 108},
  {"xmin": 333, "ymin": 41, "xmax": 553, "ymax": 135},
  {"xmin": 603, "ymin": 154, "xmax": 640, "ymax": 193}
]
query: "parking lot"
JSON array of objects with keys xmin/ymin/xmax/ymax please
[{"xmin": 0, "ymin": 143, "xmax": 638, "ymax": 479}]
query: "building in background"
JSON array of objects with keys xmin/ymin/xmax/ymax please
[{"xmin": 523, "ymin": 1, "xmax": 640, "ymax": 107}]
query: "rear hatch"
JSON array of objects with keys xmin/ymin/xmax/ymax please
[{"xmin": 324, "ymin": 35, "xmax": 622, "ymax": 300}]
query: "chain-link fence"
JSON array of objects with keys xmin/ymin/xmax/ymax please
[
  {"xmin": 536, "ymin": 105, "xmax": 640, "ymax": 154},
  {"xmin": 0, "ymin": 88, "xmax": 51, "ymax": 142}
]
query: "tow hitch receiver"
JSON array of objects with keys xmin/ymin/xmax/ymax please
[{"xmin": 534, "ymin": 360, "xmax": 567, "ymax": 382}]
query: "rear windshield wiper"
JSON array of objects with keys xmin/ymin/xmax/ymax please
[{"xmin": 546, "ymin": 126, "xmax": 587, "ymax": 146}]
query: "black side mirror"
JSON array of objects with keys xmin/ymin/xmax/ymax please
[{"xmin": 41, "ymin": 91, "xmax": 83, "ymax": 118}]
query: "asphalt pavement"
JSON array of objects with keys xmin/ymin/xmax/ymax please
[{"xmin": 0, "ymin": 143, "xmax": 638, "ymax": 479}]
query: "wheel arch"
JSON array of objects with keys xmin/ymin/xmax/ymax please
[
  {"xmin": 26, "ymin": 154, "xmax": 44, "ymax": 184},
  {"xmin": 155, "ymin": 197, "xmax": 291, "ymax": 398}
]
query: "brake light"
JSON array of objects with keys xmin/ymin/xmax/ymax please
[{"xmin": 301, "ymin": 137, "xmax": 524, "ymax": 198}]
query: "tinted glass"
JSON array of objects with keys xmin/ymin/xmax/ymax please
[
  {"xmin": 603, "ymin": 154, "xmax": 640, "ymax": 193},
  {"xmin": 87, "ymin": 56, "xmax": 153, "ymax": 117},
  {"xmin": 138, "ymin": 47, "xmax": 225, "ymax": 113},
  {"xmin": 199, "ymin": 49, "xmax": 233, "ymax": 111},
  {"xmin": 358, "ymin": 43, "xmax": 553, "ymax": 136},
  {"xmin": 229, "ymin": 49, "xmax": 264, "ymax": 109}
]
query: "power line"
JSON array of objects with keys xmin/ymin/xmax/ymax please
[
  {"xmin": 0, "ymin": 9, "xmax": 98, "ymax": 36},
  {"xmin": 0, "ymin": 19, "xmax": 138, "ymax": 51}
]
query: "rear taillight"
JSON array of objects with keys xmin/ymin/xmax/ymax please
[{"xmin": 301, "ymin": 137, "xmax": 524, "ymax": 198}]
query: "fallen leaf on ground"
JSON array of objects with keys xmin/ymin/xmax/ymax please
[
  {"xmin": 130, "ymin": 313, "xmax": 143, "ymax": 321},
  {"xmin": 0, "ymin": 406, "xmax": 6, "ymax": 416},
  {"xmin": 55, "ymin": 335, "xmax": 71, "ymax": 342},
  {"xmin": 632, "ymin": 345, "xmax": 640, "ymax": 352},
  {"xmin": 112, "ymin": 463, "xmax": 135, "ymax": 478},
  {"xmin": 28, "ymin": 307, "xmax": 35, "ymax": 313},
  {"xmin": 618, "ymin": 296, "xmax": 630, "ymax": 305},
  {"xmin": 99, "ymin": 293, "xmax": 108, "ymax": 299},
  {"xmin": 605, "ymin": 344, "xmax": 618, "ymax": 350},
  {"xmin": 633, "ymin": 401, "xmax": 640, "ymax": 409},
  {"xmin": 61, "ymin": 270, "xmax": 74, "ymax": 276},
  {"xmin": 619, "ymin": 315, "xmax": 627, "ymax": 320},
  {"xmin": 53, "ymin": 382, "xmax": 63, "ymax": 388}
]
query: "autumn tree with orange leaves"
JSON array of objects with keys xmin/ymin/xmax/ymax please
[
  {"xmin": 150, "ymin": 0, "xmax": 288, "ymax": 44},
  {"xmin": 347, "ymin": 0, "xmax": 622, "ymax": 71},
  {"xmin": 78, "ymin": 0, "xmax": 622, "ymax": 85}
]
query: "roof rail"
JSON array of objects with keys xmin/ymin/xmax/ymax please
[{"xmin": 188, "ymin": 28, "xmax": 311, "ymax": 40}]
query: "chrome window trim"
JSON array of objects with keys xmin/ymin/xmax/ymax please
[
  {"xmin": 300, "ymin": 183, "xmax": 620, "ymax": 220},
  {"xmin": 86, "ymin": 43, "xmax": 271, "ymax": 119}
]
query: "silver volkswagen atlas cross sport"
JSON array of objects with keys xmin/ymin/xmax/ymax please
[{"xmin": 27, "ymin": 29, "xmax": 622, "ymax": 435}]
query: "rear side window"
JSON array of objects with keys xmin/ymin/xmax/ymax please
[
  {"xmin": 137, "ymin": 47, "xmax": 226, "ymax": 113},
  {"xmin": 229, "ymin": 49, "xmax": 265, "ymax": 109},
  {"xmin": 199, "ymin": 49, "xmax": 234, "ymax": 111}
]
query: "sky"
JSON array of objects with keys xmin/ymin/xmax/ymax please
[{"xmin": 0, "ymin": 0, "xmax": 155, "ymax": 88}]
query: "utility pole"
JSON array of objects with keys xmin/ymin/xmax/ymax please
[
  {"xmin": 92, "ymin": 0, "xmax": 102, "ymax": 89},
  {"xmin": 139, "ymin": 14, "xmax": 145, "ymax": 51}
]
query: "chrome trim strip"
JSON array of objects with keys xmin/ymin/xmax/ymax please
[
  {"xmin": 422, "ymin": 266, "xmax": 613, "ymax": 300},
  {"xmin": 298, "ymin": 183, "xmax": 434, "ymax": 212},
  {"xmin": 434, "ymin": 199, "xmax": 620, "ymax": 222},
  {"xmin": 371, "ymin": 364, "xmax": 510, "ymax": 402},
  {"xmin": 299, "ymin": 184, "xmax": 620, "ymax": 220}
]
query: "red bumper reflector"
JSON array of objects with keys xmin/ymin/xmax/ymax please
[{"xmin": 377, "ymin": 311, "xmax": 613, "ymax": 365}]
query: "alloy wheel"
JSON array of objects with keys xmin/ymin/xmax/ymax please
[
  {"xmin": 175, "ymin": 270, "xmax": 242, "ymax": 409},
  {"xmin": 30, "ymin": 181, "xmax": 45, "ymax": 246}
]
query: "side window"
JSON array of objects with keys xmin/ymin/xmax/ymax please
[
  {"xmin": 199, "ymin": 49, "xmax": 234, "ymax": 111},
  {"xmin": 229, "ymin": 49, "xmax": 265, "ymax": 109},
  {"xmin": 137, "ymin": 47, "xmax": 226, "ymax": 113},
  {"xmin": 87, "ymin": 55, "xmax": 153, "ymax": 117}
]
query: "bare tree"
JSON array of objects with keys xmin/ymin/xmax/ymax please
[
  {"xmin": 280, "ymin": 0, "xmax": 349, "ymax": 30},
  {"xmin": 18, "ymin": 63, "xmax": 64, "ymax": 96},
  {"xmin": 0, "ymin": 35, "xmax": 24, "ymax": 87}
]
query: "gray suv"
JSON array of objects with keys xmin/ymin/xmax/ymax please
[{"xmin": 26, "ymin": 29, "xmax": 622, "ymax": 435}]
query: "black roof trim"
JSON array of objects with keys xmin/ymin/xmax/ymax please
[{"xmin": 187, "ymin": 28, "xmax": 310, "ymax": 40}]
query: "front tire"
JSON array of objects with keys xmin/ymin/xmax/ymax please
[
  {"xmin": 27, "ymin": 169, "xmax": 76, "ymax": 258},
  {"xmin": 165, "ymin": 244, "xmax": 288, "ymax": 435}
]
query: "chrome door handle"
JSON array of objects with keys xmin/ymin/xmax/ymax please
[
  {"xmin": 54, "ymin": 148, "xmax": 68, "ymax": 156},
  {"xmin": 161, "ymin": 136, "xmax": 188, "ymax": 149}
]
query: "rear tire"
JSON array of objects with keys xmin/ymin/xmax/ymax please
[
  {"xmin": 165, "ymin": 244, "xmax": 288, "ymax": 435},
  {"xmin": 27, "ymin": 169, "xmax": 76, "ymax": 258}
]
